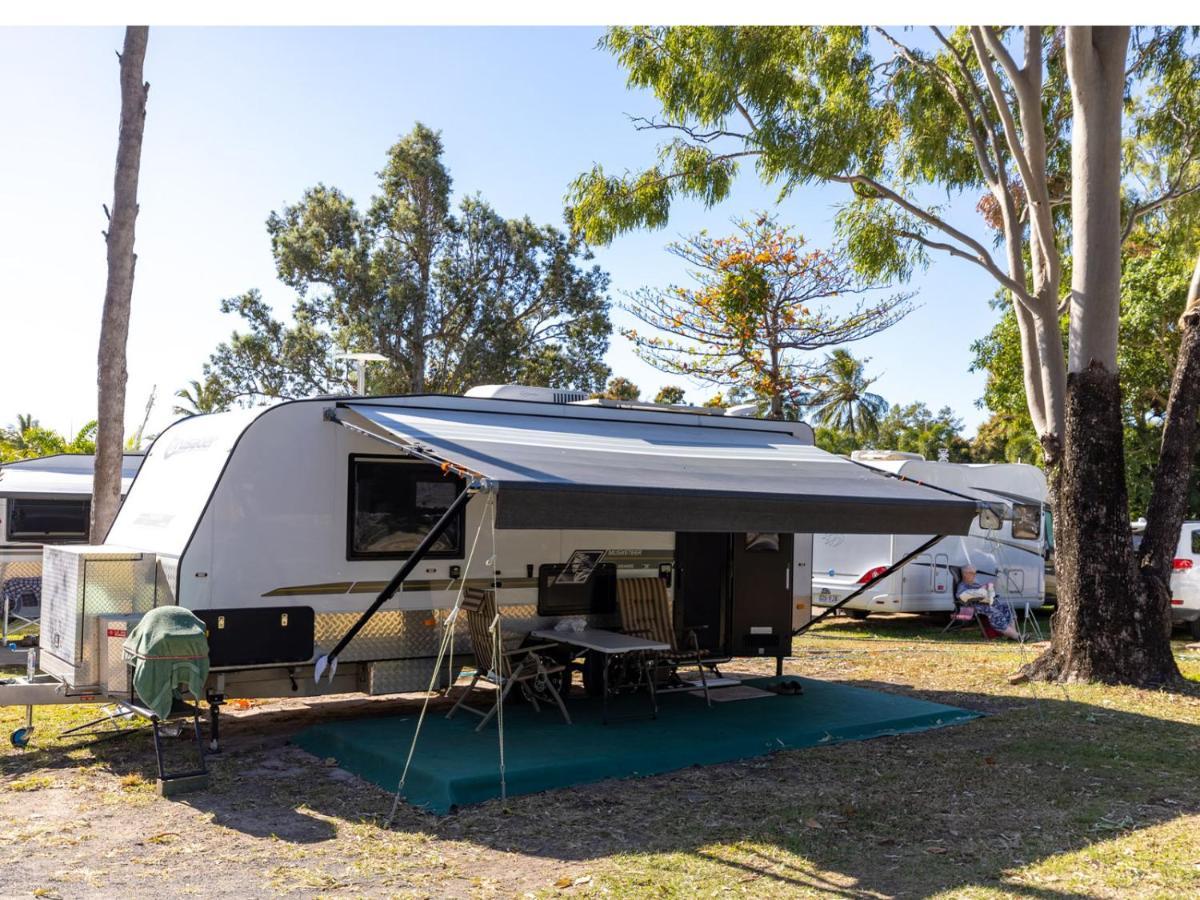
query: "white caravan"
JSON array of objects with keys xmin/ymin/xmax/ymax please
[
  {"xmin": 0, "ymin": 454, "xmax": 142, "ymax": 631},
  {"xmin": 6, "ymin": 389, "xmax": 978, "ymax": 722},
  {"xmin": 812, "ymin": 451, "xmax": 1047, "ymax": 617}
]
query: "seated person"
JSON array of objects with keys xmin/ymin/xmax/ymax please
[{"xmin": 956, "ymin": 565, "xmax": 1020, "ymax": 640}]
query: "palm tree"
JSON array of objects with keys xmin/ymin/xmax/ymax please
[
  {"xmin": 173, "ymin": 377, "xmax": 228, "ymax": 417},
  {"xmin": 807, "ymin": 350, "xmax": 888, "ymax": 438},
  {"xmin": 0, "ymin": 414, "xmax": 38, "ymax": 454}
]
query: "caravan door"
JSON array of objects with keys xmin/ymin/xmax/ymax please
[
  {"xmin": 674, "ymin": 533, "xmax": 730, "ymax": 654},
  {"xmin": 729, "ymin": 532, "xmax": 794, "ymax": 658}
]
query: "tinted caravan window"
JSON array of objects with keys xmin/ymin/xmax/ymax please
[
  {"xmin": 347, "ymin": 457, "xmax": 464, "ymax": 559},
  {"xmin": 1012, "ymin": 504, "xmax": 1041, "ymax": 540},
  {"xmin": 6, "ymin": 498, "xmax": 90, "ymax": 541}
]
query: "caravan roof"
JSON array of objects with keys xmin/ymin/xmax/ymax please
[
  {"xmin": 0, "ymin": 454, "xmax": 143, "ymax": 500},
  {"xmin": 849, "ymin": 453, "xmax": 1046, "ymax": 507},
  {"xmin": 114, "ymin": 396, "xmax": 979, "ymax": 552}
]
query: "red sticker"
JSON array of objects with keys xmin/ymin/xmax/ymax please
[{"xmin": 106, "ymin": 627, "xmax": 127, "ymax": 638}]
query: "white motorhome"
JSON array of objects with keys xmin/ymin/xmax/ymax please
[
  {"xmin": 812, "ymin": 451, "xmax": 1047, "ymax": 617},
  {"xmin": 0, "ymin": 453, "xmax": 142, "ymax": 630},
  {"xmin": 14, "ymin": 389, "xmax": 977, "ymax": 717}
]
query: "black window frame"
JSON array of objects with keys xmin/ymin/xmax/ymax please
[
  {"xmin": 1191, "ymin": 529, "xmax": 1200, "ymax": 555},
  {"xmin": 345, "ymin": 454, "xmax": 466, "ymax": 561},
  {"xmin": 5, "ymin": 497, "xmax": 91, "ymax": 542}
]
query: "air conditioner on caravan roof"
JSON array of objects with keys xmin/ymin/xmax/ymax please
[{"xmin": 464, "ymin": 384, "xmax": 589, "ymax": 404}]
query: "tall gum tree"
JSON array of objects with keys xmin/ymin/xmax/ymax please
[
  {"xmin": 91, "ymin": 26, "xmax": 149, "ymax": 542},
  {"xmin": 570, "ymin": 26, "xmax": 1200, "ymax": 685}
]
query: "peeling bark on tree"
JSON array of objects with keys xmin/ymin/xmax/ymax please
[
  {"xmin": 91, "ymin": 26, "xmax": 149, "ymax": 543},
  {"xmin": 1027, "ymin": 365, "xmax": 1178, "ymax": 685}
]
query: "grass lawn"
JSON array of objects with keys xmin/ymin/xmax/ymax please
[{"xmin": 1, "ymin": 613, "xmax": 1199, "ymax": 898}]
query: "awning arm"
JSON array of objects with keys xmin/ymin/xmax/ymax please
[
  {"xmin": 848, "ymin": 458, "xmax": 985, "ymax": 508},
  {"xmin": 313, "ymin": 481, "xmax": 485, "ymax": 683},
  {"xmin": 793, "ymin": 534, "xmax": 945, "ymax": 638},
  {"xmin": 324, "ymin": 406, "xmax": 484, "ymax": 482}
]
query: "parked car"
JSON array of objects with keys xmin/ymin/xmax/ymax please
[{"xmin": 1131, "ymin": 519, "xmax": 1200, "ymax": 639}]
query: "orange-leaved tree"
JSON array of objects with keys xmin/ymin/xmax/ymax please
[{"xmin": 623, "ymin": 214, "xmax": 913, "ymax": 417}]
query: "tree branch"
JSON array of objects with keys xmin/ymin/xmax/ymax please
[
  {"xmin": 834, "ymin": 172, "xmax": 1038, "ymax": 311},
  {"xmin": 1121, "ymin": 180, "xmax": 1200, "ymax": 243},
  {"xmin": 972, "ymin": 26, "xmax": 1060, "ymax": 288},
  {"xmin": 874, "ymin": 27, "xmax": 1001, "ymax": 188}
]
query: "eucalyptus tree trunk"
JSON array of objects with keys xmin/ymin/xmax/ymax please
[
  {"xmin": 91, "ymin": 26, "xmax": 149, "ymax": 543},
  {"xmin": 1137, "ymin": 251, "xmax": 1200, "ymax": 641},
  {"xmin": 1027, "ymin": 26, "xmax": 1178, "ymax": 686}
]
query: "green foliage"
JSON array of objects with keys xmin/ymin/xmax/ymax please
[
  {"xmin": 806, "ymin": 349, "xmax": 888, "ymax": 438},
  {"xmin": 571, "ymin": 27, "xmax": 897, "ymax": 246},
  {"xmin": 623, "ymin": 213, "xmax": 910, "ymax": 416},
  {"xmin": 970, "ymin": 411, "xmax": 1042, "ymax": 464},
  {"xmin": 972, "ymin": 221, "xmax": 1200, "ymax": 515},
  {"xmin": 812, "ymin": 401, "xmax": 969, "ymax": 461},
  {"xmin": 1, "ymin": 416, "xmax": 98, "ymax": 462},
  {"xmin": 173, "ymin": 376, "xmax": 232, "ymax": 417},
  {"xmin": 595, "ymin": 377, "xmax": 641, "ymax": 401},
  {"xmin": 875, "ymin": 402, "xmax": 971, "ymax": 461},
  {"xmin": 198, "ymin": 123, "xmax": 612, "ymax": 406},
  {"xmin": 653, "ymin": 385, "xmax": 686, "ymax": 405}
]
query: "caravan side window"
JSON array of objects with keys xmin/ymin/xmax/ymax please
[
  {"xmin": 6, "ymin": 498, "xmax": 91, "ymax": 541},
  {"xmin": 347, "ymin": 456, "xmax": 465, "ymax": 559},
  {"xmin": 1012, "ymin": 503, "xmax": 1042, "ymax": 540}
]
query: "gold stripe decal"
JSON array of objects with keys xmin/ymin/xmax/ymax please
[
  {"xmin": 261, "ymin": 577, "xmax": 539, "ymax": 597},
  {"xmin": 262, "ymin": 582, "xmax": 353, "ymax": 597},
  {"xmin": 259, "ymin": 549, "xmax": 674, "ymax": 598}
]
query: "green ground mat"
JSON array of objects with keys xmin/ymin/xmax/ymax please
[{"xmin": 293, "ymin": 676, "xmax": 980, "ymax": 813}]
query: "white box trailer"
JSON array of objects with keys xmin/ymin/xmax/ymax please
[
  {"xmin": 812, "ymin": 451, "xmax": 1048, "ymax": 616},
  {"xmin": 16, "ymin": 390, "xmax": 978, "ymax": 715}
]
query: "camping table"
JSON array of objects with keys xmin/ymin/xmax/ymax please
[{"xmin": 531, "ymin": 628, "xmax": 669, "ymax": 724}]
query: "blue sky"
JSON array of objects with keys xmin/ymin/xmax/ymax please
[{"xmin": 0, "ymin": 26, "xmax": 1001, "ymax": 439}]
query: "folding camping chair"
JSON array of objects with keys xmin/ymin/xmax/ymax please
[
  {"xmin": 616, "ymin": 577, "xmax": 711, "ymax": 706},
  {"xmin": 943, "ymin": 601, "xmax": 1002, "ymax": 639},
  {"xmin": 446, "ymin": 588, "xmax": 572, "ymax": 732}
]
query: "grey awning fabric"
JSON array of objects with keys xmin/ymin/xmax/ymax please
[{"xmin": 341, "ymin": 403, "xmax": 978, "ymax": 535}]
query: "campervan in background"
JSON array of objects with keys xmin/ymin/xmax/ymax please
[
  {"xmin": 0, "ymin": 453, "xmax": 142, "ymax": 627},
  {"xmin": 812, "ymin": 451, "xmax": 1048, "ymax": 617}
]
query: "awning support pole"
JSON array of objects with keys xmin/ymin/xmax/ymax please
[
  {"xmin": 314, "ymin": 484, "xmax": 482, "ymax": 682},
  {"xmin": 793, "ymin": 534, "xmax": 945, "ymax": 638}
]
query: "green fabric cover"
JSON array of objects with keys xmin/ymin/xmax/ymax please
[
  {"xmin": 122, "ymin": 606, "xmax": 210, "ymax": 720},
  {"xmin": 294, "ymin": 676, "xmax": 981, "ymax": 814}
]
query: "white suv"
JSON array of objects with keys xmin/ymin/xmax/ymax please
[{"xmin": 1132, "ymin": 520, "xmax": 1200, "ymax": 639}]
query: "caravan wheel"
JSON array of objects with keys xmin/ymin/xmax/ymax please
[
  {"xmin": 847, "ymin": 610, "xmax": 870, "ymax": 621},
  {"xmin": 1189, "ymin": 618, "xmax": 1200, "ymax": 641}
]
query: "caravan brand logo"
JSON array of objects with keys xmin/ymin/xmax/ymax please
[{"xmin": 162, "ymin": 433, "xmax": 218, "ymax": 459}]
